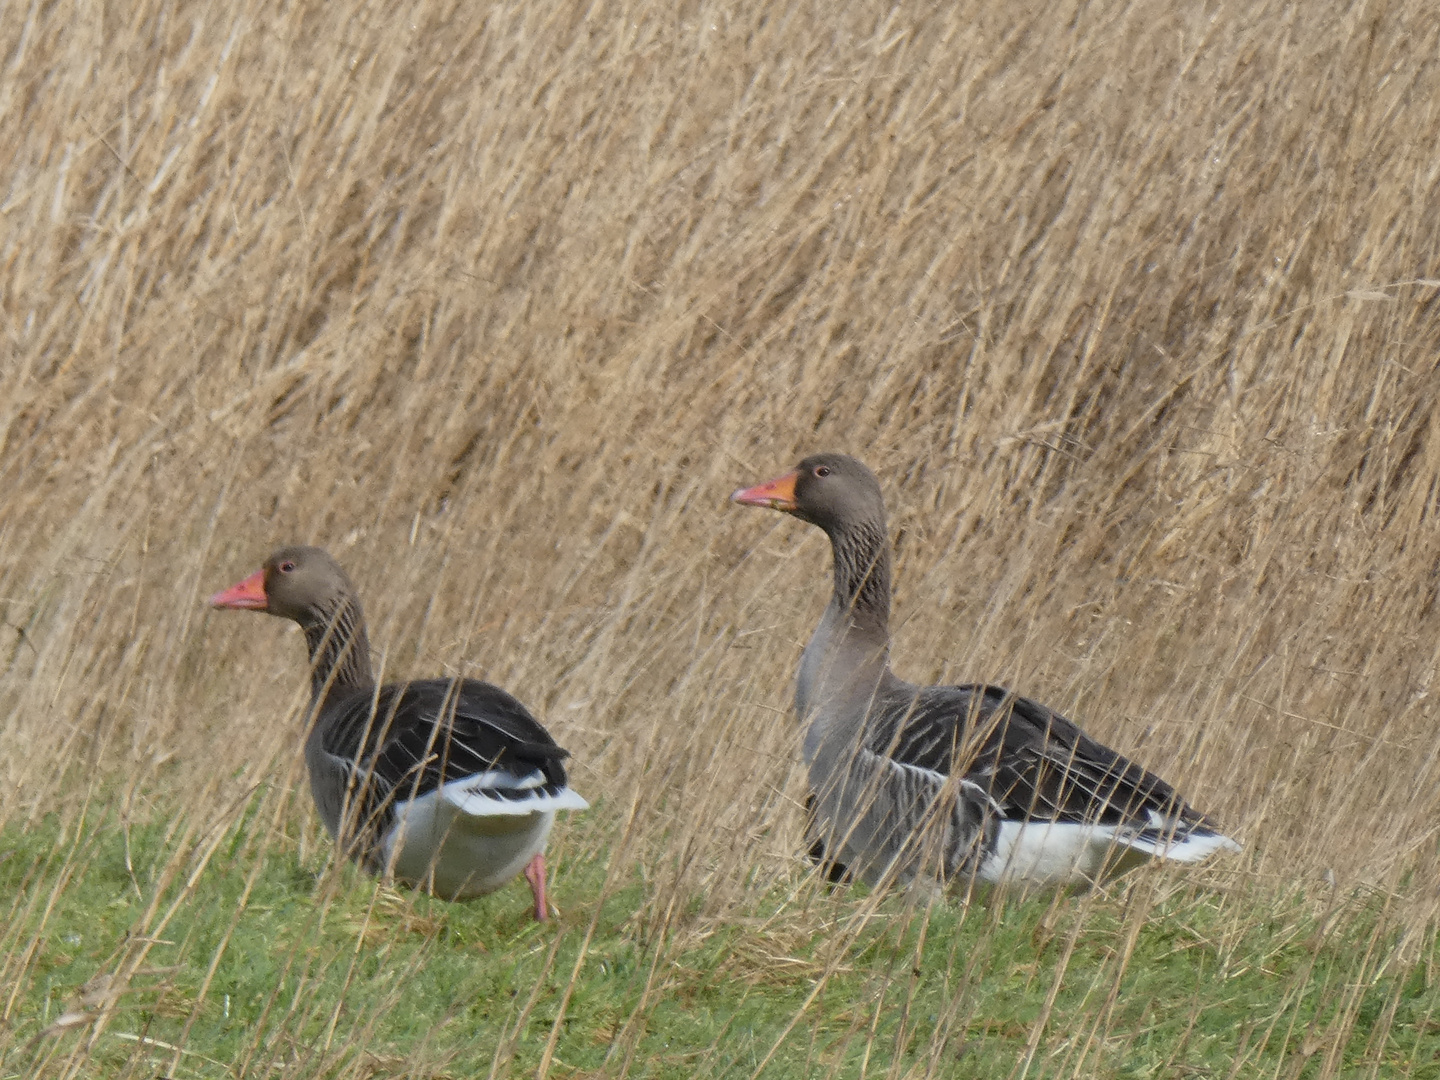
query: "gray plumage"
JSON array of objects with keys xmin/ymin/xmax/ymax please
[
  {"xmin": 734, "ymin": 453, "xmax": 1239, "ymax": 890},
  {"xmin": 211, "ymin": 547, "xmax": 587, "ymax": 917}
]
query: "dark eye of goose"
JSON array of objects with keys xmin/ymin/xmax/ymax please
[
  {"xmin": 278, "ymin": 560, "xmax": 296, "ymax": 573},
  {"xmin": 814, "ymin": 465, "xmax": 831, "ymax": 478}
]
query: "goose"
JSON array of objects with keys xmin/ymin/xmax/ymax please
[
  {"xmin": 210, "ymin": 546, "xmax": 588, "ymax": 919},
  {"xmin": 732, "ymin": 453, "xmax": 1239, "ymax": 890}
]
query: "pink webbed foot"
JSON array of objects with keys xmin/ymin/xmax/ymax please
[{"xmin": 523, "ymin": 853, "xmax": 550, "ymax": 922}]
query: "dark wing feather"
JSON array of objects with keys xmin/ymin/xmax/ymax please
[
  {"xmin": 319, "ymin": 677, "xmax": 572, "ymax": 815},
  {"xmin": 804, "ymin": 793, "xmax": 853, "ymax": 883},
  {"xmin": 870, "ymin": 682, "xmax": 1207, "ymax": 834}
]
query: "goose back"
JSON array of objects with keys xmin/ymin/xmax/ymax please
[{"xmin": 307, "ymin": 677, "xmax": 574, "ymax": 860}]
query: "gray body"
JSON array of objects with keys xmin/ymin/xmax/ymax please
[{"xmin": 741, "ymin": 455, "xmax": 1239, "ymax": 891}]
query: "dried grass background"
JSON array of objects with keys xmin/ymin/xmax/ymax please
[{"xmin": 3, "ymin": 0, "xmax": 1440, "ymax": 1069}]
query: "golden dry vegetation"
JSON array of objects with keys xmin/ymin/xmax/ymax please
[{"xmin": 4, "ymin": 0, "xmax": 1440, "ymax": 1075}]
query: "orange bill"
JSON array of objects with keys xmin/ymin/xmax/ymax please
[
  {"xmin": 210, "ymin": 568, "xmax": 268, "ymax": 610},
  {"xmin": 731, "ymin": 470, "xmax": 799, "ymax": 511}
]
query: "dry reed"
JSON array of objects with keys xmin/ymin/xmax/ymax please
[{"xmin": 3, "ymin": 0, "xmax": 1440, "ymax": 1074}]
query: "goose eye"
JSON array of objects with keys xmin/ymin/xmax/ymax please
[
  {"xmin": 814, "ymin": 465, "xmax": 831, "ymax": 478},
  {"xmin": 278, "ymin": 561, "xmax": 296, "ymax": 573}
]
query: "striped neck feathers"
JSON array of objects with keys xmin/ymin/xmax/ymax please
[
  {"xmin": 301, "ymin": 595, "xmax": 374, "ymax": 700},
  {"xmin": 826, "ymin": 516, "xmax": 893, "ymax": 638}
]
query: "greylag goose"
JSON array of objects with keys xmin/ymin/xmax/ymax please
[
  {"xmin": 732, "ymin": 454, "xmax": 1239, "ymax": 889},
  {"xmin": 210, "ymin": 546, "xmax": 588, "ymax": 919}
]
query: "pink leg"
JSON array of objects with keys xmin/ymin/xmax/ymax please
[{"xmin": 523, "ymin": 854, "xmax": 549, "ymax": 922}]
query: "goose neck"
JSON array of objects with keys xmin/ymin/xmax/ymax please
[
  {"xmin": 302, "ymin": 596, "xmax": 374, "ymax": 700},
  {"xmin": 827, "ymin": 517, "xmax": 892, "ymax": 638}
]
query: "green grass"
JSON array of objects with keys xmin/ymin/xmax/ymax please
[{"xmin": 3, "ymin": 800, "xmax": 1438, "ymax": 1079}]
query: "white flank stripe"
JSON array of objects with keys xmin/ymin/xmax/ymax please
[
  {"xmin": 980, "ymin": 820, "xmax": 1241, "ymax": 885},
  {"xmin": 1123, "ymin": 829, "xmax": 1242, "ymax": 862},
  {"xmin": 441, "ymin": 780, "xmax": 590, "ymax": 818},
  {"xmin": 458, "ymin": 769, "xmax": 546, "ymax": 791}
]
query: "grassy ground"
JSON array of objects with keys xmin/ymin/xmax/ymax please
[
  {"xmin": 6, "ymin": 0, "xmax": 1440, "ymax": 1074},
  {"xmin": 4, "ymin": 802, "xmax": 1440, "ymax": 1079}
]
